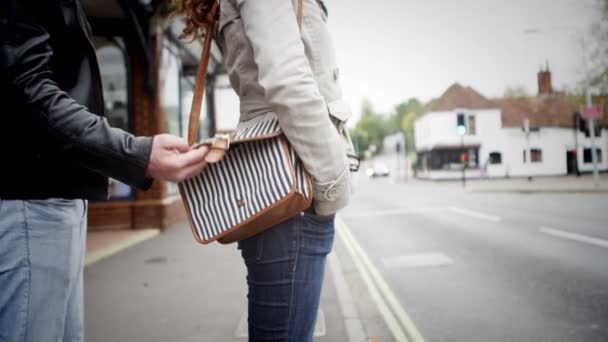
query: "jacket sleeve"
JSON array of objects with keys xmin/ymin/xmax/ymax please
[
  {"xmin": 236, "ymin": 0, "xmax": 350, "ymax": 215},
  {"xmin": 1, "ymin": 21, "xmax": 153, "ymax": 190}
]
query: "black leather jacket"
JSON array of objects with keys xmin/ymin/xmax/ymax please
[{"xmin": 0, "ymin": 0, "xmax": 153, "ymax": 200}]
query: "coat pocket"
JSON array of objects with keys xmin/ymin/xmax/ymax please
[
  {"xmin": 327, "ymin": 99, "xmax": 352, "ymax": 130},
  {"xmin": 327, "ymin": 100, "xmax": 358, "ymax": 170}
]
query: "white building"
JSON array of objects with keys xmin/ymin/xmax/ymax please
[{"xmin": 414, "ymin": 69, "xmax": 608, "ymax": 180}]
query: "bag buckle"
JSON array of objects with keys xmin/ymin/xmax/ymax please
[{"xmin": 192, "ymin": 133, "xmax": 231, "ymax": 164}]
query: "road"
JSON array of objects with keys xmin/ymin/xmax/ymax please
[{"xmin": 341, "ymin": 173, "xmax": 608, "ymax": 342}]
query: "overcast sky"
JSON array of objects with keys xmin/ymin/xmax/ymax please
[
  {"xmin": 324, "ymin": 0, "xmax": 601, "ymax": 121},
  {"xmin": 214, "ymin": 0, "xmax": 601, "ymax": 129}
]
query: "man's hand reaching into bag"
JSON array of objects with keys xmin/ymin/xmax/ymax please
[{"xmin": 145, "ymin": 134, "xmax": 209, "ymax": 182}]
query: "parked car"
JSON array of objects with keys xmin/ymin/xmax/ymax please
[{"xmin": 366, "ymin": 163, "xmax": 390, "ymax": 178}]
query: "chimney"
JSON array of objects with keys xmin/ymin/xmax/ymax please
[{"xmin": 537, "ymin": 61, "xmax": 553, "ymax": 95}]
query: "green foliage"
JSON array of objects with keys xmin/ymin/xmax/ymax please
[
  {"xmin": 393, "ymin": 98, "xmax": 429, "ymax": 154},
  {"xmin": 590, "ymin": 0, "xmax": 608, "ymax": 92},
  {"xmin": 350, "ymin": 99, "xmax": 388, "ymax": 155},
  {"xmin": 504, "ymin": 85, "xmax": 529, "ymax": 98},
  {"xmin": 350, "ymin": 98, "xmax": 430, "ymax": 158}
]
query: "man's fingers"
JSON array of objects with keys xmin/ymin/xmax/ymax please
[
  {"xmin": 177, "ymin": 146, "xmax": 209, "ymax": 168},
  {"xmin": 158, "ymin": 134, "xmax": 190, "ymax": 153},
  {"xmin": 176, "ymin": 161, "xmax": 208, "ymax": 182},
  {"xmin": 147, "ymin": 134, "xmax": 211, "ymax": 182}
]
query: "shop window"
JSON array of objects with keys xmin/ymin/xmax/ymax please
[
  {"xmin": 95, "ymin": 38, "xmax": 133, "ymax": 200},
  {"xmin": 429, "ymin": 148, "xmax": 478, "ymax": 170},
  {"xmin": 583, "ymin": 148, "xmax": 603, "ymax": 163},
  {"xmin": 489, "ymin": 152, "xmax": 502, "ymax": 165}
]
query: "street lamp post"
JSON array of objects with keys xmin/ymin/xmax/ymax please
[
  {"xmin": 585, "ymin": 88, "xmax": 600, "ymax": 187},
  {"xmin": 461, "ymin": 134, "xmax": 466, "ymax": 187},
  {"xmin": 581, "ymin": 37, "xmax": 600, "ymax": 187},
  {"xmin": 524, "ymin": 117, "xmax": 532, "ymax": 182}
]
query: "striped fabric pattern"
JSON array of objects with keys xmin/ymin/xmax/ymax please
[
  {"xmin": 180, "ymin": 137, "xmax": 299, "ymax": 242},
  {"xmin": 233, "ymin": 117, "xmax": 280, "ymax": 141}
]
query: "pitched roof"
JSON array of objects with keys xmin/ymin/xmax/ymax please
[
  {"xmin": 428, "ymin": 83, "xmax": 495, "ymax": 112},
  {"xmin": 493, "ymin": 94, "xmax": 590, "ymax": 128},
  {"xmin": 425, "ymin": 83, "xmax": 607, "ymax": 128}
]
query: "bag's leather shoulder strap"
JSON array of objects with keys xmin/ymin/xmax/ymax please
[
  {"xmin": 297, "ymin": 0, "xmax": 303, "ymax": 29},
  {"xmin": 187, "ymin": 0, "xmax": 303, "ymax": 146},
  {"xmin": 187, "ymin": 1, "xmax": 219, "ymax": 146}
]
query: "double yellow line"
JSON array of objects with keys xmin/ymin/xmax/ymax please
[{"xmin": 336, "ymin": 216, "xmax": 425, "ymax": 342}]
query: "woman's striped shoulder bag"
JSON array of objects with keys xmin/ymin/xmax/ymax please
[{"xmin": 178, "ymin": 0, "xmax": 313, "ymax": 244}]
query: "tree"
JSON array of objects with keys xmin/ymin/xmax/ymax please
[
  {"xmin": 401, "ymin": 111, "xmax": 418, "ymax": 132},
  {"xmin": 349, "ymin": 98, "xmax": 430, "ymax": 158},
  {"xmin": 393, "ymin": 98, "xmax": 428, "ymax": 154},
  {"xmin": 504, "ymin": 86, "xmax": 529, "ymax": 98},
  {"xmin": 350, "ymin": 99, "xmax": 388, "ymax": 156},
  {"xmin": 589, "ymin": 0, "xmax": 608, "ymax": 92},
  {"xmin": 389, "ymin": 99, "xmax": 424, "ymax": 133}
]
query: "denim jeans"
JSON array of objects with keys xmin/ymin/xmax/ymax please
[
  {"xmin": 238, "ymin": 211, "xmax": 335, "ymax": 342},
  {"xmin": 0, "ymin": 198, "xmax": 87, "ymax": 342}
]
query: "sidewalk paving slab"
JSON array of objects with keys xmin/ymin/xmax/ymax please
[
  {"xmin": 396, "ymin": 174, "xmax": 608, "ymax": 194},
  {"xmin": 86, "ymin": 229, "xmax": 160, "ymax": 267},
  {"xmin": 84, "ymin": 222, "xmax": 366, "ymax": 342}
]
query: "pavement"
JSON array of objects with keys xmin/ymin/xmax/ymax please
[
  {"xmin": 84, "ymin": 220, "xmax": 392, "ymax": 342},
  {"xmin": 386, "ymin": 174, "xmax": 608, "ymax": 194},
  {"xmin": 84, "ymin": 174, "xmax": 608, "ymax": 342},
  {"xmin": 461, "ymin": 174, "xmax": 608, "ymax": 193}
]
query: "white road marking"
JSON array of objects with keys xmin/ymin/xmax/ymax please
[
  {"xmin": 382, "ymin": 253, "xmax": 454, "ymax": 269},
  {"xmin": 336, "ymin": 216, "xmax": 426, "ymax": 342},
  {"xmin": 447, "ymin": 207, "xmax": 502, "ymax": 222},
  {"xmin": 345, "ymin": 207, "xmax": 442, "ymax": 219},
  {"xmin": 539, "ymin": 227, "xmax": 608, "ymax": 249}
]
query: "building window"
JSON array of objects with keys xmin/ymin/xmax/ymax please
[
  {"xmin": 427, "ymin": 148, "xmax": 479, "ymax": 170},
  {"xmin": 583, "ymin": 148, "xmax": 603, "ymax": 163},
  {"xmin": 489, "ymin": 152, "xmax": 502, "ymax": 165},
  {"xmin": 579, "ymin": 118, "xmax": 602, "ymax": 138},
  {"xmin": 467, "ymin": 115, "xmax": 476, "ymax": 135},
  {"xmin": 531, "ymin": 149, "xmax": 542, "ymax": 163},
  {"xmin": 95, "ymin": 37, "xmax": 134, "ymax": 200},
  {"xmin": 523, "ymin": 149, "xmax": 542, "ymax": 163}
]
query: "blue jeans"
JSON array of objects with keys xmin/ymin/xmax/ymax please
[
  {"xmin": 238, "ymin": 211, "xmax": 335, "ymax": 342},
  {"xmin": 0, "ymin": 199, "xmax": 87, "ymax": 342}
]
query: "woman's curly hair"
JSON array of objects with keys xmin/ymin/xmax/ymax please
[{"xmin": 171, "ymin": 0, "xmax": 217, "ymax": 40}]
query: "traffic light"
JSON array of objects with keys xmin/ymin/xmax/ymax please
[
  {"xmin": 457, "ymin": 113, "xmax": 466, "ymax": 135},
  {"xmin": 461, "ymin": 152, "xmax": 468, "ymax": 164}
]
